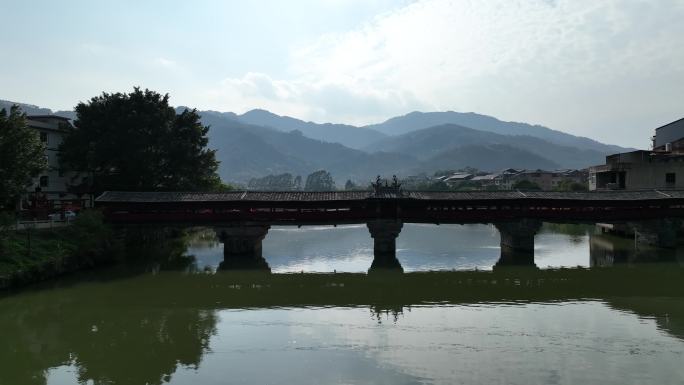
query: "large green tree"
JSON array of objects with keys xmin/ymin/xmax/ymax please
[
  {"xmin": 0, "ymin": 106, "xmax": 46, "ymax": 209},
  {"xmin": 59, "ymin": 88, "xmax": 220, "ymax": 192}
]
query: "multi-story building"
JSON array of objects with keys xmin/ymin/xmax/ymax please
[
  {"xmin": 589, "ymin": 117, "xmax": 684, "ymax": 191},
  {"xmin": 21, "ymin": 115, "xmax": 92, "ymax": 214}
]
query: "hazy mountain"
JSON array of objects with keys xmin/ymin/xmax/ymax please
[
  {"xmin": 1, "ymin": 99, "xmax": 53, "ymax": 115},
  {"xmin": 5, "ymin": 99, "xmax": 620, "ymax": 184},
  {"xmin": 199, "ymin": 111, "xmax": 418, "ymax": 184},
  {"xmin": 365, "ymin": 111, "xmax": 629, "ymax": 154},
  {"xmin": 235, "ymin": 109, "xmax": 387, "ymax": 149},
  {"xmin": 366, "ymin": 123, "xmax": 607, "ymax": 169},
  {"xmin": 1, "ymin": 99, "xmax": 76, "ymax": 120},
  {"xmin": 420, "ymin": 144, "xmax": 559, "ymax": 172}
]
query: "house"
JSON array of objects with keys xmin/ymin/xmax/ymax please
[
  {"xmin": 443, "ymin": 173, "xmax": 473, "ymax": 187},
  {"xmin": 21, "ymin": 115, "xmax": 93, "ymax": 215},
  {"xmin": 589, "ymin": 117, "xmax": 684, "ymax": 191}
]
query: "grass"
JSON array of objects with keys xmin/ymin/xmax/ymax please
[{"xmin": 0, "ymin": 210, "xmax": 116, "ymax": 287}]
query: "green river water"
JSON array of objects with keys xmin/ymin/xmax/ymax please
[{"xmin": 1, "ymin": 223, "xmax": 683, "ymax": 385}]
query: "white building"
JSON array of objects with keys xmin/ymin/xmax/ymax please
[{"xmin": 22, "ymin": 115, "xmax": 93, "ymax": 214}]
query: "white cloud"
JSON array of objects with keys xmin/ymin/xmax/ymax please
[{"xmin": 199, "ymin": 0, "xmax": 684, "ymax": 146}]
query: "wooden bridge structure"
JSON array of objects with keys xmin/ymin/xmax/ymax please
[{"xmin": 96, "ymin": 189, "xmax": 684, "ymax": 269}]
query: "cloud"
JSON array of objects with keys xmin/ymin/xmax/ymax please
[
  {"xmin": 200, "ymin": 72, "xmax": 426, "ymax": 125},
  {"xmin": 200, "ymin": 0, "xmax": 684, "ymax": 146},
  {"xmin": 154, "ymin": 57, "xmax": 179, "ymax": 70}
]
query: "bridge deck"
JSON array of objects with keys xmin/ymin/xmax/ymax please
[
  {"xmin": 95, "ymin": 190, "xmax": 684, "ymax": 225},
  {"xmin": 96, "ymin": 190, "xmax": 684, "ymax": 203}
]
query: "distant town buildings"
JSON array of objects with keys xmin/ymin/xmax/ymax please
[
  {"xmin": 430, "ymin": 168, "xmax": 587, "ymax": 191},
  {"xmin": 590, "ymin": 118, "xmax": 684, "ymax": 191},
  {"xmin": 22, "ymin": 115, "xmax": 93, "ymax": 215}
]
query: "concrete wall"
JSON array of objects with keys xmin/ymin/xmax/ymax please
[
  {"xmin": 625, "ymin": 161, "xmax": 684, "ymax": 190},
  {"xmin": 654, "ymin": 118, "xmax": 684, "ymax": 148}
]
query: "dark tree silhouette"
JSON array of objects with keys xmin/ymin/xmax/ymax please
[{"xmin": 59, "ymin": 88, "xmax": 220, "ymax": 192}]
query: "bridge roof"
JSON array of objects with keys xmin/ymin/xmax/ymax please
[{"xmin": 95, "ymin": 190, "xmax": 684, "ymax": 203}]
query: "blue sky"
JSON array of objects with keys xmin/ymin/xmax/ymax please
[{"xmin": 1, "ymin": 0, "xmax": 683, "ymax": 148}]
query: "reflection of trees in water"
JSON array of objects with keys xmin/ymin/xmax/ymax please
[
  {"xmin": 370, "ymin": 304, "xmax": 407, "ymax": 324},
  {"xmin": 589, "ymin": 232, "xmax": 681, "ymax": 267},
  {"xmin": 606, "ymin": 297, "xmax": 684, "ymax": 341},
  {"xmin": 0, "ymin": 291, "xmax": 218, "ymax": 385},
  {"xmin": 121, "ymin": 227, "xmax": 199, "ymax": 273},
  {"xmin": 0, "ymin": 227, "xmax": 218, "ymax": 385}
]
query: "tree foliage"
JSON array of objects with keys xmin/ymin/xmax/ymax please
[
  {"xmin": 512, "ymin": 179, "xmax": 542, "ymax": 191},
  {"xmin": 58, "ymin": 88, "xmax": 220, "ymax": 192},
  {"xmin": 248, "ymin": 173, "xmax": 301, "ymax": 190},
  {"xmin": 0, "ymin": 106, "xmax": 47, "ymax": 209},
  {"xmin": 555, "ymin": 179, "xmax": 588, "ymax": 192},
  {"xmin": 344, "ymin": 179, "xmax": 357, "ymax": 190},
  {"xmin": 304, "ymin": 170, "xmax": 335, "ymax": 191}
]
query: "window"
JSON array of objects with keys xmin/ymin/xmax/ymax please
[
  {"xmin": 39, "ymin": 176, "xmax": 49, "ymax": 188},
  {"xmin": 40, "ymin": 132, "xmax": 48, "ymax": 144},
  {"xmin": 666, "ymin": 173, "xmax": 676, "ymax": 186}
]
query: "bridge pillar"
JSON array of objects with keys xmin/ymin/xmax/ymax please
[
  {"xmin": 630, "ymin": 219, "xmax": 681, "ymax": 248},
  {"xmin": 215, "ymin": 225, "xmax": 270, "ymax": 265},
  {"xmin": 367, "ymin": 220, "xmax": 404, "ymax": 271},
  {"xmin": 495, "ymin": 219, "xmax": 542, "ymax": 266}
]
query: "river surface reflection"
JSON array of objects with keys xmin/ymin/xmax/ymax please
[
  {"xmin": 1, "ymin": 223, "xmax": 683, "ymax": 385},
  {"xmin": 191, "ymin": 223, "xmax": 593, "ymax": 272}
]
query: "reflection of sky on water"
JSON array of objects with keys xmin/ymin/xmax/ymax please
[
  {"xmin": 189, "ymin": 223, "xmax": 592, "ymax": 273},
  {"xmin": 47, "ymin": 302, "xmax": 684, "ymax": 385}
]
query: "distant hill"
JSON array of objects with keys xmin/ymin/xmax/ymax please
[
  {"xmin": 364, "ymin": 111, "xmax": 629, "ymax": 154},
  {"xmin": 201, "ymin": 113, "xmax": 562, "ymax": 183},
  {"xmin": 420, "ymin": 144, "xmax": 560, "ymax": 172},
  {"xmin": 4, "ymin": 98, "xmax": 627, "ymax": 184},
  {"xmin": 230, "ymin": 109, "xmax": 387, "ymax": 150},
  {"xmin": 198, "ymin": 111, "xmax": 418, "ymax": 184},
  {"xmin": 0, "ymin": 99, "xmax": 75, "ymax": 119},
  {"xmin": 367, "ymin": 124, "xmax": 607, "ymax": 169}
]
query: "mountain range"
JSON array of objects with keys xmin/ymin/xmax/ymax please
[{"xmin": 2, "ymin": 98, "xmax": 633, "ymax": 185}]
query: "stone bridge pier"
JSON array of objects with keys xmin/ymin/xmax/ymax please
[
  {"xmin": 367, "ymin": 220, "xmax": 404, "ymax": 271},
  {"xmin": 215, "ymin": 225, "xmax": 271, "ymax": 270},
  {"xmin": 629, "ymin": 219, "xmax": 681, "ymax": 249},
  {"xmin": 494, "ymin": 219, "xmax": 542, "ymax": 267}
]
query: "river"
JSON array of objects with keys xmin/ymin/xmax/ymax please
[{"xmin": 1, "ymin": 223, "xmax": 683, "ymax": 385}]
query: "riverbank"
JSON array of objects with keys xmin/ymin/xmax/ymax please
[{"xmin": 0, "ymin": 211, "xmax": 120, "ymax": 289}]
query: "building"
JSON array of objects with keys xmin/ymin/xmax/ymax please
[
  {"xmin": 652, "ymin": 117, "xmax": 684, "ymax": 151},
  {"xmin": 442, "ymin": 173, "xmax": 473, "ymax": 187},
  {"xmin": 589, "ymin": 150, "xmax": 684, "ymax": 190},
  {"xmin": 590, "ymin": 117, "xmax": 684, "ymax": 191},
  {"xmin": 21, "ymin": 115, "xmax": 93, "ymax": 215},
  {"xmin": 485, "ymin": 169, "xmax": 586, "ymax": 191}
]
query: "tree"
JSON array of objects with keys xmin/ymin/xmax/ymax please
[
  {"xmin": 556, "ymin": 179, "xmax": 588, "ymax": 192},
  {"xmin": 58, "ymin": 88, "xmax": 220, "ymax": 192},
  {"xmin": 512, "ymin": 179, "xmax": 542, "ymax": 191},
  {"xmin": 344, "ymin": 179, "xmax": 357, "ymax": 190},
  {"xmin": 305, "ymin": 170, "xmax": 335, "ymax": 191},
  {"xmin": 248, "ymin": 173, "xmax": 300, "ymax": 190},
  {"xmin": 0, "ymin": 106, "xmax": 46, "ymax": 209}
]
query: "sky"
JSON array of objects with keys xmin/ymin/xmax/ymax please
[{"xmin": 1, "ymin": 0, "xmax": 683, "ymax": 148}]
